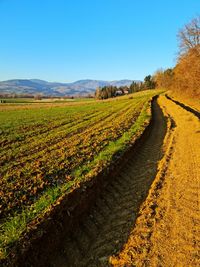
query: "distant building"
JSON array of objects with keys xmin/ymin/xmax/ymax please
[{"xmin": 115, "ymin": 90, "xmax": 123, "ymax": 96}]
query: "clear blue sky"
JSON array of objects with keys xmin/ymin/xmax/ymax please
[{"xmin": 0, "ymin": 0, "xmax": 199, "ymax": 82}]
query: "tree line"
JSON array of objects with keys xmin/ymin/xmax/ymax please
[
  {"xmin": 95, "ymin": 76, "xmax": 156, "ymax": 99},
  {"xmin": 96, "ymin": 16, "xmax": 200, "ymax": 100},
  {"xmin": 153, "ymin": 15, "xmax": 200, "ymax": 98}
]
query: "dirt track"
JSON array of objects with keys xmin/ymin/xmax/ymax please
[
  {"xmin": 111, "ymin": 95, "xmax": 200, "ymax": 266},
  {"xmin": 42, "ymin": 99, "xmax": 167, "ymax": 266}
]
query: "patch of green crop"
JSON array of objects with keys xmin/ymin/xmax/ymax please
[{"xmin": 0, "ymin": 90, "xmax": 160, "ymax": 260}]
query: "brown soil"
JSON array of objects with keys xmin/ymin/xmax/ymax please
[
  {"xmin": 169, "ymin": 91, "xmax": 200, "ymax": 113},
  {"xmin": 1, "ymin": 99, "xmax": 158, "ymax": 267},
  {"xmin": 166, "ymin": 94, "xmax": 200, "ymax": 120},
  {"xmin": 111, "ymin": 95, "xmax": 200, "ymax": 266},
  {"xmin": 35, "ymin": 98, "xmax": 165, "ymax": 267},
  {"xmin": 9, "ymin": 98, "xmax": 166, "ymax": 267}
]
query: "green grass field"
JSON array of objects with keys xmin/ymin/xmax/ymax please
[
  {"xmin": 0, "ymin": 90, "xmax": 159, "ymax": 259},
  {"xmin": 0, "ymin": 97, "xmax": 94, "ymax": 104}
]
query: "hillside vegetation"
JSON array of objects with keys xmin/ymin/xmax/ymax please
[{"xmin": 154, "ymin": 16, "xmax": 200, "ymax": 98}]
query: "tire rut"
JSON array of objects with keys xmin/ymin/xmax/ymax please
[
  {"xmin": 49, "ymin": 99, "xmax": 167, "ymax": 267},
  {"xmin": 165, "ymin": 94, "xmax": 200, "ymax": 119}
]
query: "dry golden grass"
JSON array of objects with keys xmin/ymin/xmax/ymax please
[{"xmin": 169, "ymin": 90, "xmax": 200, "ymax": 112}]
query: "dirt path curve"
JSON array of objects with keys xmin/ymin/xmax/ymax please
[
  {"xmin": 111, "ymin": 95, "xmax": 200, "ymax": 266},
  {"xmin": 46, "ymin": 99, "xmax": 167, "ymax": 267}
]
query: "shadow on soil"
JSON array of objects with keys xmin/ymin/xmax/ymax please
[
  {"xmin": 166, "ymin": 94, "xmax": 200, "ymax": 120},
  {"xmin": 7, "ymin": 98, "xmax": 167, "ymax": 267}
]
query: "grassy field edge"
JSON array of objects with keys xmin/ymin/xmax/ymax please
[{"xmin": 0, "ymin": 95, "xmax": 157, "ymax": 264}]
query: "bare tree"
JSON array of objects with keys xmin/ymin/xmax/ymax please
[{"xmin": 178, "ymin": 16, "xmax": 200, "ymax": 55}]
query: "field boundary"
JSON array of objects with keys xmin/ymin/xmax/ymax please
[
  {"xmin": 166, "ymin": 94, "xmax": 200, "ymax": 119},
  {"xmin": 1, "ymin": 96, "xmax": 158, "ymax": 267},
  {"xmin": 110, "ymin": 95, "xmax": 176, "ymax": 266}
]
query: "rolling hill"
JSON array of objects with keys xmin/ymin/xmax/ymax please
[{"xmin": 0, "ymin": 79, "xmax": 140, "ymax": 96}]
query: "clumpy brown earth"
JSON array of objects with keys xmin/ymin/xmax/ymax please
[
  {"xmin": 44, "ymin": 98, "xmax": 167, "ymax": 266},
  {"xmin": 110, "ymin": 95, "xmax": 200, "ymax": 266},
  {"xmin": 8, "ymin": 95, "xmax": 200, "ymax": 267}
]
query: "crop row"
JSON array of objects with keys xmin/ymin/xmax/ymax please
[
  {"xmin": 0, "ymin": 93, "xmax": 155, "ymax": 221},
  {"xmin": 0, "ymin": 91, "xmax": 160, "ymax": 260}
]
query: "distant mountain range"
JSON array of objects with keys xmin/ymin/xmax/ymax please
[{"xmin": 0, "ymin": 79, "xmax": 140, "ymax": 96}]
